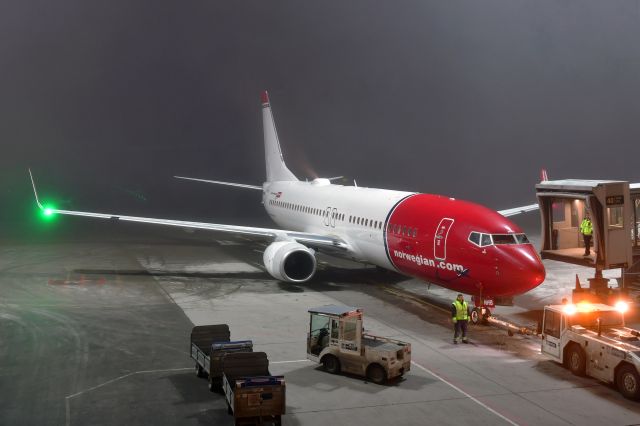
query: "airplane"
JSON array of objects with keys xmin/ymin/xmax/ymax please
[{"xmin": 29, "ymin": 91, "xmax": 544, "ymax": 323}]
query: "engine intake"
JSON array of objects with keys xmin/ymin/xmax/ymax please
[{"xmin": 263, "ymin": 241, "xmax": 316, "ymax": 283}]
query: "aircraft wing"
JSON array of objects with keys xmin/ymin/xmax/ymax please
[
  {"xmin": 498, "ymin": 203, "xmax": 539, "ymax": 217},
  {"xmin": 29, "ymin": 170, "xmax": 351, "ymax": 252}
]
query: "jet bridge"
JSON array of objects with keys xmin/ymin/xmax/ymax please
[{"xmin": 536, "ymin": 179, "xmax": 635, "ymax": 301}]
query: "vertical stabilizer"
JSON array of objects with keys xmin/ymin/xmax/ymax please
[{"xmin": 262, "ymin": 91, "xmax": 298, "ymax": 182}]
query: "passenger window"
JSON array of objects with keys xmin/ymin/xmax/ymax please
[{"xmin": 481, "ymin": 234, "xmax": 492, "ymax": 247}]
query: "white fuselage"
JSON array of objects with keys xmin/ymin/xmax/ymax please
[{"xmin": 263, "ymin": 179, "xmax": 413, "ymax": 269}]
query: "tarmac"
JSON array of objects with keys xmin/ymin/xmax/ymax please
[{"xmin": 2, "ymin": 225, "xmax": 640, "ymax": 425}]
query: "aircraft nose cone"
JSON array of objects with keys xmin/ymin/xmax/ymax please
[{"xmin": 516, "ymin": 246, "xmax": 546, "ymax": 291}]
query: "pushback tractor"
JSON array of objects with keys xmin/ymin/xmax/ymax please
[
  {"xmin": 306, "ymin": 305, "xmax": 411, "ymax": 384},
  {"xmin": 541, "ymin": 302, "xmax": 640, "ymax": 400}
]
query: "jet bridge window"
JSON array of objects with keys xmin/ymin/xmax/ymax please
[{"xmin": 608, "ymin": 206, "xmax": 624, "ymax": 229}]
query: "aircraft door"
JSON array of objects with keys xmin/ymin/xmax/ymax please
[
  {"xmin": 434, "ymin": 218, "xmax": 454, "ymax": 260},
  {"xmin": 541, "ymin": 309, "xmax": 561, "ymax": 360}
]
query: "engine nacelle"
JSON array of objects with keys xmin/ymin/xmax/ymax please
[{"xmin": 263, "ymin": 241, "xmax": 316, "ymax": 283}]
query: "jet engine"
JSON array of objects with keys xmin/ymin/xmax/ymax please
[{"xmin": 263, "ymin": 241, "xmax": 316, "ymax": 283}]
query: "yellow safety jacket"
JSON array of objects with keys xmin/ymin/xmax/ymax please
[
  {"xmin": 452, "ymin": 300, "xmax": 469, "ymax": 321},
  {"xmin": 580, "ymin": 219, "xmax": 593, "ymax": 236}
]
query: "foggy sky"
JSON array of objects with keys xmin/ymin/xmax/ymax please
[{"xmin": 1, "ymin": 1, "xmax": 640, "ymax": 234}]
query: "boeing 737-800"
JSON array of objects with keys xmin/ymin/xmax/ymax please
[{"xmin": 29, "ymin": 91, "xmax": 544, "ymax": 321}]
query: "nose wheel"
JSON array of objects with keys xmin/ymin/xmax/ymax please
[{"xmin": 470, "ymin": 307, "xmax": 491, "ymax": 325}]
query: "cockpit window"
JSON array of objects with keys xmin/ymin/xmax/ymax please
[
  {"xmin": 492, "ymin": 234, "xmax": 517, "ymax": 245},
  {"xmin": 491, "ymin": 233, "xmax": 531, "ymax": 245},
  {"xmin": 468, "ymin": 232, "xmax": 480, "ymax": 245},
  {"xmin": 470, "ymin": 232, "xmax": 531, "ymax": 247},
  {"xmin": 469, "ymin": 232, "xmax": 493, "ymax": 247}
]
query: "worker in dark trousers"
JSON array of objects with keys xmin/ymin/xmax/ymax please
[
  {"xmin": 451, "ymin": 293, "xmax": 469, "ymax": 344},
  {"xmin": 580, "ymin": 215, "xmax": 593, "ymax": 256}
]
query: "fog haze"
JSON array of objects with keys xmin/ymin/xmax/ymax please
[{"xmin": 1, "ymin": 1, "xmax": 639, "ymax": 234}]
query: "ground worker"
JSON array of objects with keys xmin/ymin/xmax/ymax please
[
  {"xmin": 451, "ymin": 293, "xmax": 470, "ymax": 344},
  {"xmin": 580, "ymin": 215, "xmax": 593, "ymax": 256}
]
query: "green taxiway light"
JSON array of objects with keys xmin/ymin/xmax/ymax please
[{"xmin": 44, "ymin": 208, "xmax": 53, "ymax": 216}]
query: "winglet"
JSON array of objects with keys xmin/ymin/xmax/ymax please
[
  {"xmin": 261, "ymin": 90, "xmax": 270, "ymax": 105},
  {"xmin": 28, "ymin": 168, "xmax": 43, "ymax": 209}
]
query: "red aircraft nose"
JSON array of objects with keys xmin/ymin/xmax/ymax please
[
  {"xmin": 511, "ymin": 245, "xmax": 546, "ymax": 293},
  {"xmin": 490, "ymin": 245, "xmax": 545, "ymax": 297}
]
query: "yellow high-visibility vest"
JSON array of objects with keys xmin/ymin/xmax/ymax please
[
  {"xmin": 452, "ymin": 300, "xmax": 469, "ymax": 321},
  {"xmin": 580, "ymin": 219, "xmax": 593, "ymax": 236}
]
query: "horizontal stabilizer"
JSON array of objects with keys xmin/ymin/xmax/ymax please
[{"xmin": 174, "ymin": 176, "xmax": 262, "ymax": 190}]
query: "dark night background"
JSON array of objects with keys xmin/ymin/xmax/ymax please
[{"xmin": 1, "ymin": 1, "xmax": 639, "ymax": 239}]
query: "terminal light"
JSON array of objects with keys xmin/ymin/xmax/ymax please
[{"xmin": 615, "ymin": 301, "xmax": 629, "ymax": 314}]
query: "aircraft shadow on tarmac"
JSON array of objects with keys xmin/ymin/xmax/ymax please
[{"xmin": 72, "ymin": 266, "xmax": 408, "ymax": 292}]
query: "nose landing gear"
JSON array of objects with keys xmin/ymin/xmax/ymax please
[
  {"xmin": 470, "ymin": 306, "xmax": 491, "ymax": 325},
  {"xmin": 471, "ymin": 295, "xmax": 494, "ymax": 325}
]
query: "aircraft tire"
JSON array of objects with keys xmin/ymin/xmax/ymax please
[{"xmin": 470, "ymin": 308, "xmax": 481, "ymax": 325}]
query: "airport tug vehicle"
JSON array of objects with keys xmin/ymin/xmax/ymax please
[
  {"xmin": 306, "ymin": 305, "xmax": 411, "ymax": 384},
  {"xmin": 541, "ymin": 302, "xmax": 640, "ymax": 400}
]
